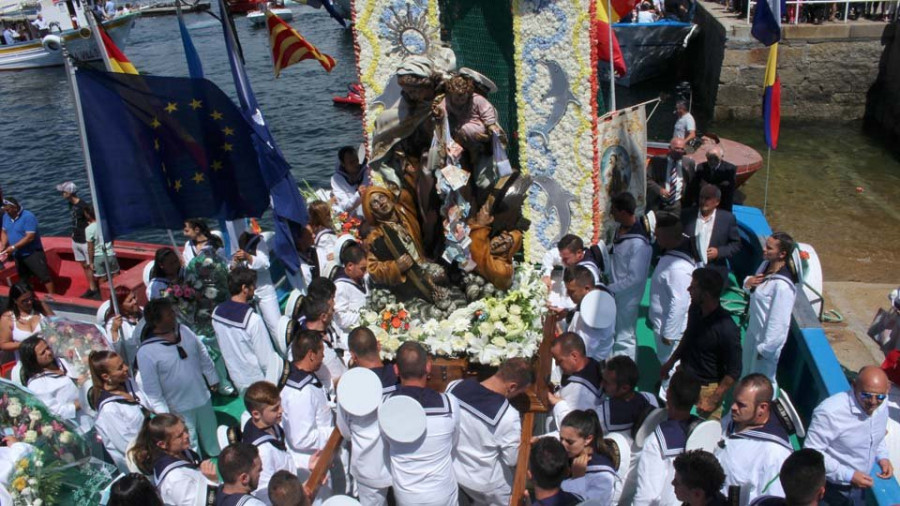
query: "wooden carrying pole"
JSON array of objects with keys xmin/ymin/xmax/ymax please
[{"xmin": 304, "ymin": 428, "xmax": 343, "ymax": 500}]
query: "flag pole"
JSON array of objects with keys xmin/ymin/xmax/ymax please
[
  {"xmin": 763, "ymin": 147, "xmax": 771, "ymax": 216},
  {"xmin": 84, "ymin": 12, "xmax": 113, "ymax": 72},
  {"xmin": 60, "ymin": 41, "xmax": 121, "ymax": 319},
  {"xmin": 607, "ymin": 0, "xmax": 617, "ymax": 111}
]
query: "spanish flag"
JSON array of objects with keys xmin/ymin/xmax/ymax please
[
  {"xmin": 595, "ymin": 0, "xmax": 636, "ymax": 77},
  {"xmin": 762, "ymin": 44, "xmax": 780, "ymax": 149},
  {"xmin": 266, "ymin": 11, "xmax": 336, "ymax": 78},
  {"xmin": 89, "ymin": 13, "xmax": 138, "ymax": 75}
]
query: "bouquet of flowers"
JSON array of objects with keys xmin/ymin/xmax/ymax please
[
  {"xmin": 182, "ymin": 253, "xmax": 229, "ymax": 338},
  {"xmin": 0, "ymin": 380, "xmax": 87, "ymax": 464},
  {"xmin": 337, "ymin": 212, "xmax": 363, "ymax": 239},
  {"xmin": 8, "ymin": 448, "xmax": 62, "ymax": 506},
  {"xmin": 40, "ymin": 318, "xmax": 110, "ymax": 381},
  {"xmin": 161, "ymin": 282, "xmax": 199, "ymax": 327},
  {"xmin": 359, "ymin": 303, "xmax": 411, "ymax": 359}
]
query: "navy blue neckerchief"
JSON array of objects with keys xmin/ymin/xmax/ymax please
[
  {"xmin": 561, "ymin": 358, "xmax": 604, "ymax": 401},
  {"xmin": 755, "ymin": 262, "xmax": 799, "ymax": 292},
  {"xmin": 140, "ymin": 326, "xmax": 188, "ymax": 360},
  {"xmin": 446, "ymin": 379, "xmax": 509, "ymax": 427},
  {"xmin": 242, "ymin": 418, "xmax": 287, "ymax": 452},
  {"xmin": 334, "ymin": 268, "xmax": 367, "ymax": 295},
  {"xmin": 393, "ymin": 385, "xmax": 453, "ymax": 416},
  {"xmin": 212, "ymin": 300, "xmax": 254, "ymax": 330},
  {"xmin": 153, "ymin": 449, "xmax": 202, "ymax": 486}
]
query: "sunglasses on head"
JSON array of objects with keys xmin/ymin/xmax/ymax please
[{"xmin": 859, "ymin": 392, "xmax": 887, "ymax": 401}]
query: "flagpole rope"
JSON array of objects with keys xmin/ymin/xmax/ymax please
[{"xmin": 763, "ymin": 146, "xmax": 772, "ymax": 216}]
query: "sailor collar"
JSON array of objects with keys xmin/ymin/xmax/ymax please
[
  {"xmin": 283, "ymin": 365, "xmax": 323, "ymax": 392},
  {"xmin": 655, "ymin": 416, "xmax": 701, "ymax": 457},
  {"xmin": 27, "ymin": 360, "xmax": 70, "ymax": 384},
  {"xmin": 153, "ymin": 449, "xmax": 202, "ymax": 485},
  {"xmin": 370, "ymin": 364, "xmax": 399, "ymax": 395},
  {"xmin": 760, "ymin": 262, "xmax": 798, "ymax": 289},
  {"xmin": 561, "ymin": 358, "xmax": 604, "ymax": 401},
  {"xmin": 242, "ymin": 419, "xmax": 287, "ymax": 452},
  {"xmin": 212, "ymin": 300, "xmax": 254, "ymax": 330},
  {"xmin": 214, "ymin": 486, "xmax": 257, "ymax": 506},
  {"xmin": 613, "ymin": 221, "xmax": 650, "ymax": 246},
  {"xmin": 446, "ymin": 379, "xmax": 509, "ymax": 427},
  {"xmin": 315, "ymin": 228, "xmax": 336, "ymax": 246},
  {"xmin": 334, "ymin": 269, "xmax": 367, "ymax": 294},
  {"xmin": 601, "ymin": 392, "xmax": 653, "ymax": 432},
  {"xmin": 726, "ymin": 415, "xmax": 792, "ymax": 451},
  {"xmin": 393, "ymin": 385, "xmax": 453, "ymax": 416},
  {"xmin": 663, "ymin": 247, "xmax": 697, "ymax": 266},
  {"xmin": 585, "ymin": 451, "xmax": 617, "ymax": 475},
  {"xmin": 95, "ymin": 381, "xmax": 144, "ymax": 413}
]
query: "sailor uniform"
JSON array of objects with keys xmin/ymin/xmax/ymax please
[
  {"xmin": 314, "ymin": 229, "xmax": 337, "ymax": 280},
  {"xmin": 716, "ymin": 414, "xmax": 793, "ymax": 505},
  {"xmin": 554, "ymin": 358, "xmax": 605, "ymax": 427},
  {"xmin": 105, "ymin": 315, "xmax": 141, "ymax": 372},
  {"xmin": 743, "ymin": 262, "xmax": 797, "ymax": 390},
  {"xmin": 214, "ymin": 486, "xmax": 266, "ymax": 506},
  {"xmin": 184, "ymin": 240, "xmax": 230, "ymax": 266},
  {"xmin": 241, "ymin": 419, "xmax": 296, "ymax": 505},
  {"xmin": 534, "ymin": 490, "xmax": 584, "ymax": 506},
  {"xmin": 212, "ymin": 300, "xmax": 283, "ymax": 393},
  {"xmin": 333, "ymin": 269, "xmax": 368, "ymax": 351},
  {"xmin": 137, "ymin": 325, "xmax": 221, "ymax": 457},
  {"xmin": 26, "ymin": 358, "xmax": 85, "ymax": 427},
  {"xmin": 609, "ymin": 221, "xmax": 652, "ymax": 361},
  {"xmin": 280, "ymin": 365, "xmax": 334, "ymax": 472},
  {"xmin": 598, "ymin": 391, "xmax": 659, "ymax": 438},
  {"xmin": 560, "ymin": 451, "xmax": 621, "ymax": 504},
  {"xmin": 804, "ymin": 389, "xmax": 890, "ymax": 487},
  {"xmin": 540, "ymin": 246, "xmax": 606, "ymax": 308},
  {"xmin": 446, "ymin": 379, "xmax": 520, "ymax": 506},
  {"xmin": 238, "ymin": 235, "xmax": 281, "ymax": 345},
  {"xmin": 92, "ymin": 379, "xmax": 151, "ymax": 473},
  {"xmin": 633, "ymin": 417, "xmax": 701, "ymax": 506},
  {"xmin": 649, "ymin": 247, "xmax": 696, "ymax": 365},
  {"xmin": 153, "ymin": 450, "xmax": 217, "ymax": 506},
  {"xmin": 147, "ymin": 276, "xmax": 179, "ymax": 301},
  {"xmin": 386, "ymin": 385, "xmax": 460, "ymax": 506},
  {"xmin": 295, "ymin": 319, "xmax": 347, "ymax": 395},
  {"xmin": 335, "ymin": 364, "xmax": 399, "ymax": 506},
  {"xmin": 568, "ymin": 286, "xmax": 616, "ymax": 362},
  {"xmin": 331, "ymin": 164, "xmax": 370, "ymax": 218}
]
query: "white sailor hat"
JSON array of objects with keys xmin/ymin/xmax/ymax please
[
  {"xmin": 580, "ymin": 289, "xmax": 616, "ymax": 329},
  {"xmin": 337, "ymin": 367, "xmax": 383, "ymax": 416},
  {"xmin": 774, "ymin": 389, "xmax": 806, "ymax": 438},
  {"xmin": 604, "ymin": 432, "xmax": 631, "ymax": 477},
  {"xmin": 685, "ymin": 420, "xmax": 722, "ymax": 453},
  {"xmin": 276, "ymin": 315, "xmax": 294, "ymax": 357},
  {"xmin": 633, "ymin": 407, "xmax": 668, "ymax": 449},
  {"xmin": 334, "ymin": 234, "xmax": 359, "ymax": 267},
  {"xmin": 285, "ymin": 289, "xmax": 304, "ymax": 321},
  {"xmin": 379, "ymin": 395, "xmax": 426, "ymax": 443},
  {"xmin": 322, "ymin": 496, "xmax": 361, "ymax": 506}
]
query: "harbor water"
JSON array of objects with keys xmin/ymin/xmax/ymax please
[{"xmin": 0, "ymin": 8, "xmax": 897, "ymax": 284}]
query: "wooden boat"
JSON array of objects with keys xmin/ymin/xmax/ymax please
[
  {"xmin": 647, "ymin": 137, "xmax": 763, "ymax": 187},
  {"xmin": 0, "ymin": 237, "xmax": 162, "ymax": 318}
]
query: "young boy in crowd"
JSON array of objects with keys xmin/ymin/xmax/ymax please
[{"xmin": 243, "ymin": 381, "xmax": 297, "ymax": 505}]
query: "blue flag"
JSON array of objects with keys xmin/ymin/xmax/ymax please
[
  {"xmin": 177, "ymin": 6, "xmax": 205, "ymax": 79},
  {"xmin": 751, "ymin": 0, "xmax": 785, "ymax": 46},
  {"xmin": 75, "ymin": 67, "xmax": 271, "ymax": 240},
  {"xmin": 217, "ymin": 0, "xmax": 308, "ymax": 275}
]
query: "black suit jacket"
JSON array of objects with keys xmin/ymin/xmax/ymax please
[
  {"xmin": 647, "ymin": 155, "xmax": 696, "ymax": 215},
  {"xmin": 681, "ymin": 207, "xmax": 741, "ymax": 282},
  {"xmin": 692, "ymin": 160, "xmax": 738, "ymax": 211}
]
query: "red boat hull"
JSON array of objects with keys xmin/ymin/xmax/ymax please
[
  {"xmin": 227, "ymin": 0, "xmax": 265, "ymax": 13},
  {"xmin": 0, "ymin": 237, "xmax": 165, "ymax": 317},
  {"xmin": 647, "ymin": 137, "xmax": 762, "ymax": 187}
]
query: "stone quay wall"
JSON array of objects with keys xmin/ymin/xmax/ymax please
[{"xmin": 691, "ymin": 0, "xmax": 887, "ymax": 121}]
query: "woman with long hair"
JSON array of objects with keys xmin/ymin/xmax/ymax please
[
  {"xmin": 146, "ymin": 247, "xmax": 183, "ymax": 301},
  {"xmin": 182, "ymin": 218, "xmax": 227, "ymax": 265},
  {"xmin": 742, "ymin": 231, "xmax": 799, "ymax": 390},
  {"xmin": 128, "ymin": 414, "xmax": 218, "ymax": 505},
  {"xmin": 104, "ymin": 287, "xmax": 144, "ymax": 367},
  {"xmin": 558, "ymin": 409, "xmax": 622, "ymax": 504},
  {"xmin": 88, "ymin": 350, "xmax": 150, "ymax": 473},
  {"xmin": 0, "ymin": 282, "xmax": 54, "ymax": 359},
  {"xmin": 20, "ymin": 336, "xmax": 82, "ymax": 424},
  {"xmin": 107, "ymin": 473, "xmax": 164, "ymax": 506},
  {"xmin": 308, "ymin": 200, "xmax": 337, "ymax": 277}
]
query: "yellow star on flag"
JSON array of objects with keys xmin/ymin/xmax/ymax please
[
  {"xmin": 154, "ymin": 139, "xmax": 160, "ymax": 151},
  {"xmin": 211, "ymin": 110, "xmax": 224, "ymax": 121},
  {"xmin": 150, "ymin": 117, "xmax": 161, "ymax": 129},
  {"xmin": 174, "ymin": 179, "xmax": 183, "ymax": 192},
  {"xmin": 222, "ymin": 143, "xmax": 233, "ymax": 152},
  {"xmin": 193, "ymin": 172, "xmax": 205, "ymax": 184},
  {"xmin": 189, "ymin": 99, "xmax": 203, "ymax": 110},
  {"xmin": 164, "ymin": 102, "xmax": 178, "ymax": 114},
  {"xmin": 211, "ymin": 160, "xmax": 224, "ymax": 172},
  {"xmin": 222, "ymin": 126, "xmax": 234, "ymax": 137}
]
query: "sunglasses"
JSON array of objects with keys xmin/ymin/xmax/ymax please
[{"xmin": 859, "ymin": 392, "xmax": 887, "ymax": 402}]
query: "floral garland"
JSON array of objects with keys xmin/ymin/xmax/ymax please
[{"xmin": 359, "ymin": 264, "xmax": 547, "ymax": 366}]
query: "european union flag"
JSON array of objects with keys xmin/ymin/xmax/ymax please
[{"xmin": 75, "ymin": 66, "xmax": 271, "ymax": 239}]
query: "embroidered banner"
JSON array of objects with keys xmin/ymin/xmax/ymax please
[{"xmin": 597, "ymin": 105, "xmax": 648, "ymax": 241}]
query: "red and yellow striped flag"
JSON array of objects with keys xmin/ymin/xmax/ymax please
[
  {"xmin": 98, "ymin": 26, "xmax": 138, "ymax": 74},
  {"xmin": 266, "ymin": 11, "xmax": 336, "ymax": 78}
]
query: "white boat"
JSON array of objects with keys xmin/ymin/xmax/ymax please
[
  {"xmin": 0, "ymin": 0, "xmax": 138, "ymax": 71},
  {"xmin": 247, "ymin": 6, "xmax": 291, "ymax": 26}
]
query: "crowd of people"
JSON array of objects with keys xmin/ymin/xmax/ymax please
[{"xmin": 0, "ymin": 132, "xmax": 895, "ymax": 506}]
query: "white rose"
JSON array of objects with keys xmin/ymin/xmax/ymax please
[
  {"xmin": 59, "ymin": 431, "xmax": 73, "ymax": 444},
  {"xmin": 203, "ymin": 287, "xmax": 219, "ymax": 299},
  {"xmin": 23, "ymin": 430, "xmax": 37, "ymax": 443},
  {"xmin": 409, "ymin": 327, "xmax": 423, "ymax": 340},
  {"xmin": 28, "ymin": 410, "xmax": 41, "ymax": 423},
  {"xmin": 9, "ymin": 397, "xmax": 21, "ymax": 406},
  {"xmin": 386, "ymin": 338, "xmax": 402, "ymax": 352},
  {"xmin": 509, "ymin": 305, "xmax": 522, "ymax": 316},
  {"xmin": 491, "ymin": 336, "xmax": 508, "ymax": 348},
  {"xmin": 463, "ymin": 332, "xmax": 476, "ymax": 345},
  {"xmin": 477, "ymin": 322, "xmax": 493, "ymax": 337},
  {"xmin": 451, "ymin": 338, "xmax": 467, "ymax": 351},
  {"xmin": 493, "ymin": 322, "xmax": 508, "ymax": 334},
  {"xmin": 7, "ymin": 404, "xmax": 22, "ymax": 417}
]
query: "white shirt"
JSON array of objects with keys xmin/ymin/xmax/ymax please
[
  {"xmin": 336, "ymin": 406, "xmax": 392, "ymax": 489},
  {"xmin": 637, "ymin": 10, "xmax": 657, "ymax": 22},
  {"xmin": 93, "ymin": 379, "xmax": 151, "ymax": 473},
  {"xmin": 386, "ymin": 386, "xmax": 460, "ymax": 506},
  {"xmin": 609, "ymin": 230, "xmax": 652, "ymax": 297},
  {"xmin": 183, "ymin": 241, "xmax": 229, "ymax": 266},
  {"xmin": 804, "ymin": 389, "xmax": 890, "ymax": 484},
  {"xmin": 552, "ymin": 360, "xmax": 605, "ymax": 428},
  {"xmin": 744, "ymin": 262, "xmax": 797, "ymax": 364},
  {"xmin": 568, "ymin": 307, "xmax": 615, "ymax": 362},
  {"xmin": 105, "ymin": 0, "xmax": 115, "ymax": 15},
  {"xmin": 331, "ymin": 169, "xmax": 370, "ymax": 218},
  {"xmin": 314, "ymin": 229, "xmax": 338, "ymax": 279},
  {"xmin": 674, "ymin": 113, "xmax": 696, "ymax": 139},
  {"xmin": 240, "ymin": 237, "xmax": 275, "ymax": 294},
  {"xmin": 561, "ymin": 451, "xmax": 621, "ymax": 504},
  {"xmin": 212, "ymin": 301, "xmax": 283, "ymax": 393},
  {"xmin": 153, "ymin": 453, "xmax": 215, "ymax": 506},
  {"xmin": 634, "ymin": 420, "xmax": 686, "ymax": 506},
  {"xmin": 280, "ymin": 367, "xmax": 334, "ymax": 470},
  {"xmin": 716, "ymin": 415, "xmax": 791, "ymax": 505},
  {"xmin": 26, "ymin": 358, "xmax": 81, "ymax": 423},
  {"xmin": 106, "ymin": 316, "xmax": 141, "ymax": 372},
  {"xmin": 2, "ymin": 28, "xmax": 16, "ymax": 45},
  {"xmin": 649, "ymin": 250, "xmax": 695, "ymax": 341},
  {"xmin": 31, "ymin": 17, "xmax": 48, "ymax": 30},
  {"xmin": 333, "ymin": 275, "xmax": 368, "ymax": 349},
  {"xmin": 445, "ymin": 379, "xmax": 520, "ymax": 498},
  {"xmin": 241, "ymin": 421, "xmax": 296, "ymax": 505},
  {"xmin": 136, "ymin": 325, "xmax": 219, "ymax": 413},
  {"xmin": 695, "ymin": 210, "xmax": 716, "ymax": 266}
]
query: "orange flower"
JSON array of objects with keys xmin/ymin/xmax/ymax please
[
  {"xmin": 391, "ymin": 317, "xmax": 402, "ymax": 329},
  {"xmin": 381, "ymin": 323, "xmax": 389, "ymax": 330},
  {"xmin": 799, "ymin": 251, "xmax": 810, "ymax": 261},
  {"xmin": 382, "ymin": 311, "xmax": 392, "ymax": 321},
  {"xmin": 397, "ymin": 309, "xmax": 409, "ymax": 320}
]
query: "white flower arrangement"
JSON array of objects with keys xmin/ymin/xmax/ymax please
[{"xmin": 361, "ymin": 264, "xmax": 547, "ymax": 365}]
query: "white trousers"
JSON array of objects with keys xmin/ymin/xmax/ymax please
[
  {"xmin": 356, "ymin": 482, "xmax": 389, "ymax": 506},
  {"xmin": 255, "ymin": 289, "xmax": 284, "ymax": 356},
  {"xmin": 459, "ymin": 484, "xmax": 510, "ymax": 506},
  {"xmin": 180, "ymin": 400, "xmax": 220, "ymax": 458},
  {"xmin": 613, "ymin": 290, "xmax": 643, "ymax": 361}
]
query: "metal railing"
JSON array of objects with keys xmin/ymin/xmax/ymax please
[{"xmin": 743, "ymin": 0, "xmax": 899, "ymax": 24}]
